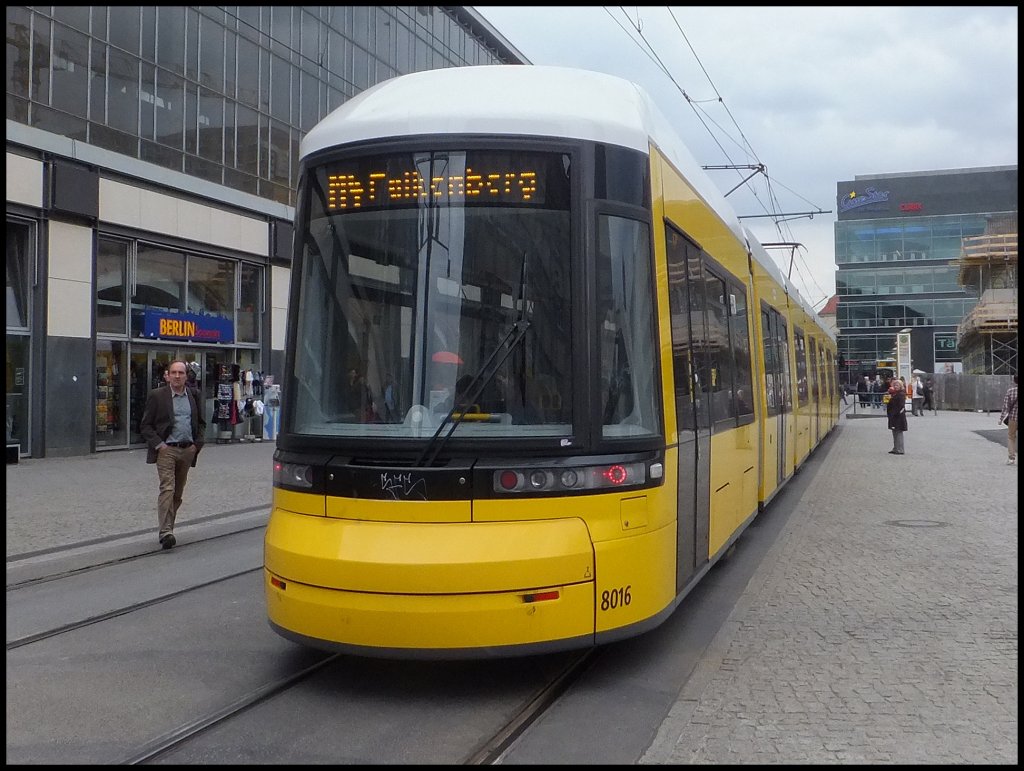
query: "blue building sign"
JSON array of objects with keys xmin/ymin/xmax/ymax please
[
  {"xmin": 838, "ymin": 186, "xmax": 890, "ymax": 213},
  {"xmin": 141, "ymin": 309, "xmax": 234, "ymax": 343}
]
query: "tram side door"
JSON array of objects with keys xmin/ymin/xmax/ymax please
[
  {"xmin": 128, "ymin": 350, "xmax": 148, "ymax": 445},
  {"xmin": 666, "ymin": 229, "xmax": 712, "ymax": 593}
]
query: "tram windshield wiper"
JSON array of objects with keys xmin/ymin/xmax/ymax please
[{"xmin": 415, "ymin": 253, "xmax": 532, "ymax": 467}]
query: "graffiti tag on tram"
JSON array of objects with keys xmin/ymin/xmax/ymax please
[{"xmin": 380, "ymin": 471, "xmax": 427, "ymax": 500}]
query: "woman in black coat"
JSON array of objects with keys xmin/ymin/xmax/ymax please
[{"xmin": 886, "ymin": 378, "xmax": 908, "ymax": 454}]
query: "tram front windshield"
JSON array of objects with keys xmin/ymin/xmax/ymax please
[{"xmin": 291, "ymin": 148, "xmax": 573, "ymax": 440}]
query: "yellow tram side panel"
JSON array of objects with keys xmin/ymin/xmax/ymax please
[
  {"xmin": 813, "ymin": 335, "xmax": 826, "ymax": 445},
  {"xmin": 787, "ymin": 301, "xmax": 812, "ymax": 469},
  {"xmin": 823, "ymin": 336, "xmax": 839, "ymax": 433},
  {"xmin": 650, "ymin": 145, "xmax": 767, "ymax": 552},
  {"xmin": 652, "ymin": 148, "xmax": 751, "ymax": 287},
  {"xmin": 758, "ymin": 413, "xmax": 780, "ymax": 504},
  {"xmin": 749, "ymin": 264, "xmax": 789, "ymax": 503},
  {"xmin": 707, "ymin": 421, "xmax": 759, "ymax": 558},
  {"xmin": 648, "ymin": 147, "xmax": 677, "ymax": 448}
]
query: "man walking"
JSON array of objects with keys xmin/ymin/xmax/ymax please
[{"xmin": 140, "ymin": 359, "xmax": 206, "ymax": 549}]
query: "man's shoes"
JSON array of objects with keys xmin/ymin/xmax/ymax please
[
  {"xmin": 888, "ymin": 450, "xmax": 898, "ymax": 454},
  {"xmin": 1008, "ymin": 458, "xmax": 1016, "ymax": 465},
  {"xmin": 160, "ymin": 533, "xmax": 176, "ymax": 550}
]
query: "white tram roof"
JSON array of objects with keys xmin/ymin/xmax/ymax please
[{"xmin": 301, "ymin": 65, "xmax": 747, "ymax": 246}]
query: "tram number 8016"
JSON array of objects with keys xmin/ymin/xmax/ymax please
[{"xmin": 600, "ymin": 585, "xmax": 632, "ymax": 611}]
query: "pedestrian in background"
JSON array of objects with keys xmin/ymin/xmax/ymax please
[
  {"xmin": 139, "ymin": 360, "xmax": 206, "ymax": 549},
  {"xmin": 911, "ymin": 374, "xmax": 925, "ymax": 416},
  {"xmin": 185, "ymin": 361, "xmax": 202, "ymax": 403},
  {"xmin": 998, "ymin": 374, "xmax": 1017, "ymax": 466},
  {"xmin": 921, "ymin": 378, "xmax": 935, "ymax": 413},
  {"xmin": 872, "ymin": 376, "xmax": 886, "ymax": 409},
  {"xmin": 857, "ymin": 376, "xmax": 869, "ymax": 407},
  {"xmin": 886, "ymin": 377, "xmax": 908, "ymax": 455}
]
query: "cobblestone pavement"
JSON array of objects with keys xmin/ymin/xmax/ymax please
[{"xmin": 642, "ymin": 409, "xmax": 1017, "ymax": 764}]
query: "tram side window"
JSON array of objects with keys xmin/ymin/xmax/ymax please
[
  {"xmin": 778, "ymin": 317, "xmax": 792, "ymax": 411},
  {"xmin": 666, "ymin": 227, "xmax": 697, "ymax": 431},
  {"xmin": 808, "ymin": 337, "xmax": 819, "ymax": 402},
  {"xmin": 729, "ymin": 281, "xmax": 754, "ymax": 425},
  {"xmin": 761, "ymin": 309, "xmax": 780, "ymax": 418},
  {"xmin": 818, "ymin": 345, "xmax": 829, "ymax": 403},
  {"xmin": 794, "ymin": 327, "xmax": 809, "ymax": 406},
  {"xmin": 701, "ymin": 270, "xmax": 754, "ymax": 429},
  {"xmin": 596, "ymin": 214, "xmax": 660, "ymax": 438},
  {"xmin": 700, "ymin": 271, "xmax": 732, "ymax": 427},
  {"xmin": 292, "ymin": 236, "xmax": 356, "ymax": 425}
]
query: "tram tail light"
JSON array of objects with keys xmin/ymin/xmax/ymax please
[
  {"xmin": 522, "ymin": 590, "xmax": 560, "ymax": 603},
  {"xmin": 492, "ymin": 461, "xmax": 647, "ymax": 494}
]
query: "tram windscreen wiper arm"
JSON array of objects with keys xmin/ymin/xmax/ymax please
[{"xmin": 415, "ymin": 254, "xmax": 531, "ymax": 467}]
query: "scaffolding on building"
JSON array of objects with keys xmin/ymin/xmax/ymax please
[{"xmin": 955, "ymin": 223, "xmax": 1018, "ymax": 374}]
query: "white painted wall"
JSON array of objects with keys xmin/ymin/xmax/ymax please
[
  {"xmin": 47, "ymin": 221, "xmax": 93, "ymax": 339},
  {"xmin": 99, "ymin": 178, "xmax": 269, "ymax": 257},
  {"xmin": 5, "ymin": 153, "xmax": 44, "ymax": 207},
  {"xmin": 271, "ymin": 264, "xmax": 291, "ymax": 351}
]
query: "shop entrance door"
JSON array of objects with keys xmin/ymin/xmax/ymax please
[
  {"xmin": 128, "ymin": 350, "xmax": 148, "ymax": 445},
  {"xmin": 148, "ymin": 350, "xmax": 175, "ymax": 391}
]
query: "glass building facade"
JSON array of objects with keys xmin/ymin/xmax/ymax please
[
  {"xmin": 5, "ymin": 6, "xmax": 527, "ymax": 458},
  {"xmin": 834, "ymin": 166, "xmax": 1018, "ymax": 385}
]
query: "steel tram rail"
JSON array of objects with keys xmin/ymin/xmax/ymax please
[
  {"xmin": 6, "ymin": 565, "xmax": 262, "ymax": 650},
  {"xmin": 113, "ymin": 648, "xmax": 597, "ymax": 765},
  {"xmin": 117, "ymin": 653, "xmax": 341, "ymax": 765}
]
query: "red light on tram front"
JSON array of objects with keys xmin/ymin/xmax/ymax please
[
  {"xmin": 499, "ymin": 470, "xmax": 519, "ymax": 490},
  {"xmin": 602, "ymin": 465, "xmax": 628, "ymax": 485},
  {"xmin": 522, "ymin": 590, "xmax": 560, "ymax": 603}
]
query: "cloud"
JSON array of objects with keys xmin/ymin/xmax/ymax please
[{"xmin": 477, "ymin": 6, "xmax": 1018, "ymax": 304}]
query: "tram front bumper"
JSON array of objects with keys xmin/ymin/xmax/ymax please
[{"xmin": 264, "ymin": 507, "xmax": 596, "ymax": 653}]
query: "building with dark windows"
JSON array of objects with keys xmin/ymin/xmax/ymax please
[
  {"xmin": 5, "ymin": 6, "xmax": 527, "ymax": 458},
  {"xmin": 834, "ymin": 166, "xmax": 1018, "ymax": 385}
]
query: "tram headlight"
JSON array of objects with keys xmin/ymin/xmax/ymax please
[
  {"xmin": 528, "ymin": 470, "xmax": 549, "ymax": 489},
  {"xmin": 274, "ymin": 461, "xmax": 313, "ymax": 490}
]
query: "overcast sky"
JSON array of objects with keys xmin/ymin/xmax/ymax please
[{"xmin": 475, "ymin": 6, "xmax": 1019, "ymax": 309}]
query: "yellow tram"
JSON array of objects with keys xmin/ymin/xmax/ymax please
[{"xmin": 264, "ymin": 65, "xmax": 838, "ymax": 658}]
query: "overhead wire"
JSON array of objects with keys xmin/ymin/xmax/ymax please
[{"xmin": 608, "ymin": 5, "xmax": 831, "ymax": 306}]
